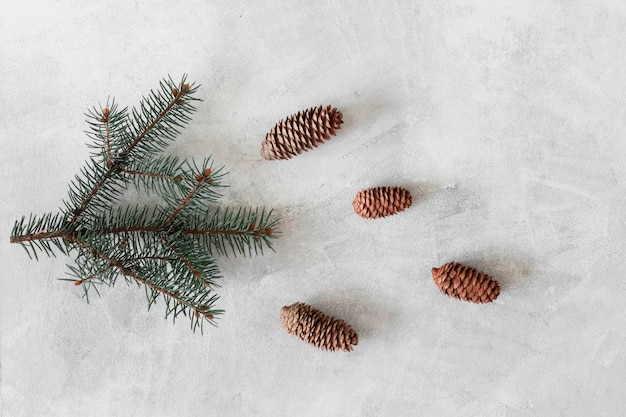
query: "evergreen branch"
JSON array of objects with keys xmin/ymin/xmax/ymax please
[
  {"xmin": 123, "ymin": 155, "xmax": 186, "ymax": 197},
  {"xmin": 10, "ymin": 212, "xmax": 69, "ymax": 243},
  {"xmin": 10, "ymin": 76, "xmax": 280, "ymax": 333},
  {"xmin": 10, "ymin": 212, "xmax": 72, "ymax": 259},
  {"xmin": 10, "ymin": 206, "xmax": 279, "ymax": 260},
  {"xmin": 138, "ymin": 259, "xmax": 221, "ymax": 332},
  {"xmin": 66, "ymin": 158, "xmax": 128, "ymax": 225},
  {"xmin": 70, "ymin": 230, "xmax": 220, "ymax": 318},
  {"xmin": 88, "ymin": 205, "xmax": 170, "ymax": 236},
  {"xmin": 63, "ymin": 242, "xmax": 122, "ymax": 302},
  {"xmin": 123, "ymin": 76, "xmax": 200, "ymax": 162},
  {"xmin": 160, "ymin": 234, "xmax": 222, "ymax": 288},
  {"xmin": 73, "ymin": 265, "xmax": 115, "ymax": 286},
  {"xmin": 181, "ymin": 207, "xmax": 279, "ymax": 257},
  {"xmin": 69, "ymin": 78, "xmax": 198, "ymax": 225},
  {"xmin": 85, "ymin": 101, "xmax": 131, "ymax": 165},
  {"xmin": 161, "ymin": 235, "xmax": 202, "ymax": 282},
  {"xmin": 72, "ymin": 236, "xmax": 219, "ymax": 331},
  {"xmin": 128, "ymin": 156, "xmax": 226, "ymax": 203}
]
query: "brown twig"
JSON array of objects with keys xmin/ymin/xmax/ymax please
[
  {"xmin": 120, "ymin": 168, "xmax": 183, "ymax": 182},
  {"xmin": 11, "ymin": 225, "xmax": 273, "ymax": 244},
  {"xmin": 128, "ymin": 255, "xmax": 178, "ymax": 263},
  {"xmin": 101, "ymin": 108, "xmax": 112, "ymax": 167},
  {"xmin": 10, "ymin": 229, "xmax": 67, "ymax": 244},
  {"xmin": 165, "ymin": 177, "xmax": 204, "ymax": 226},
  {"xmin": 74, "ymin": 265, "xmax": 114, "ymax": 286}
]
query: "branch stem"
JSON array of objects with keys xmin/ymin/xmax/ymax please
[
  {"xmin": 10, "ymin": 225, "xmax": 272, "ymax": 244},
  {"xmin": 120, "ymin": 168, "xmax": 183, "ymax": 182},
  {"xmin": 125, "ymin": 89, "xmax": 185, "ymax": 156},
  {"xmin": 75, "ymin": 265, "xmax": 114, "ymax": 285},
  {"xmin": 10, "ymin": 229, "xmax": 68, "ymax": 243},
  {"xmin": 104, "ymin": 114, "xmax": 112, "ymax": 166},
  {"xmin": 165, "ymin": 178, "xmax": 204, "ymax": 225}
]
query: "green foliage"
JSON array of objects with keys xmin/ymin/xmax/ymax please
[{"xmin": 10, "ymin": 76, "xmax": 279, "ymax": 333}]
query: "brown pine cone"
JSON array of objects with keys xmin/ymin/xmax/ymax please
[
  {"xmin": 261, "ymin": 105, "xmax": 343, "ymax": 160},
  {"xmin": 431, "ymin": 262, "xmax": 500, "ymax": 303},
  {"xmin": 280, "ymin": 302, "xmax": 358, "ymax": 352},
  {"xmin": 353, "ymin": 186, "xmax": 412, "ymax": 219}
]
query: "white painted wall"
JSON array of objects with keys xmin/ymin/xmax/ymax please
[{"xmin": 2, "ymin": 1, "xmax": 626, "ymax": 416}]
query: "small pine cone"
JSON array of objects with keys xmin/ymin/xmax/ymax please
[
  {"xmin": 353, "ymin": 186, "xmax": 412, "ymax": 219},
  {"xmin": 431, "ymin": 262, "xmax": 500, "ymax": 304},
  {"xmin": 261, "ymin": 105, "xmax": 343, "ymax": 160},
  {"xmin": 280, "ymin": 302, "xmax": 358, "ymax": 352}
]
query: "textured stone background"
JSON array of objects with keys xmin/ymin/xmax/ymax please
[{"xmin": 2, "ymin": 1, "xmax": 626, "ymax": 416}]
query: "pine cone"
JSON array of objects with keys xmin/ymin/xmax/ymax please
[
  {"xmin": 431, "ymin": 262, "xmax": 500, "ymax": 303},
  {"xmin": 280, "ymin": 302, "xmax": 358, "ymax": 352},
  {"xmin": 261, "ymin": 105, "xmax": 343, "ymax": 160},
  {"xmin": 353, "ymin": 186, "xmax": 412, "ymax": 219}
]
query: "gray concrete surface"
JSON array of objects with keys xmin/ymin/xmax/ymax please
[{"xmin": 1, "ymin": 1, "xmax": 626, "ymax": 416}]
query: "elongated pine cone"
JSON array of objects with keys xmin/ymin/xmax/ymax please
[
  {"xmin": 261, "ymin": 105, "xmax": 343, "ymax": 160},
  {"xmin": 280, "ymin": 302, "xmax": 358, "ymax": 352},
  {"xmin": 353, "ymin": 186, "xmax": 412, "ymax": 219},
  {"xmin": 431, "ymin": 262, "xmax": 500, "ymax": 304}
]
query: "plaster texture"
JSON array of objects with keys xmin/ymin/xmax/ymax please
[{"xmin": 2, "ymin": 1, "xmax": 626, "ymax": 416}]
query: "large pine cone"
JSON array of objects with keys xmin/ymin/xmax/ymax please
[
  {"xmin": 431, "ymin": 262, "xmax": 500, "ymax": 303},
  {"xmin": 280, "ymin": 302, "xmax": 358, "ymax": 352},
  {"xmin": 261, "ymin": 105, "xmax": 343, "ymax": 160},
  {"xmin": 353, "ymin": 186, "xmax": 412, "ymax": 219}
]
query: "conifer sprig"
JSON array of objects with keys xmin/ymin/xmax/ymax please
[{"xmin": 10, "ymin": 76, "xmax": 279, "ymax": 333}]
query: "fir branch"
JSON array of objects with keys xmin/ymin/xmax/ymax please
[
  {"xmin": 161, "ymin": 235, "xmax": 203, "ymax": 282},
  {"xmin": 11, "ymin": 213, "xmax": 278, "ymax": 260},
  {"xmin": 85, "ymin": 100, "xmax": 130, "ymax": 165},
  {"xmin": 10, "ymin": 76, "xmax": 280, "ymax": 333},
  {"xmin": 69, "ymin": 77, "xmax": 197, "ymax": 225},
  {"xmin": 72, "ymin": 265, "xmax": 115, "ymax": 286},
  {"xmin": 160, "ymin": 233, "xmax": 222, "ymax": 288},
  {"xmin": 66, "ymin": 158, "xmax": 129, "ymax": 226},
  {"xmin": 10, "ymin": 212, "xmax": 72, "ymax": 259},
  {"xmin": 72, "ymin": 236, "xmax": 219, "ymax": 329},
  {"xmin": 123, "ymin": 156, "xmax": 216, "ymax": 200},
  {"xmin": 160, "ymin": 159, "xmax": 227, "ymax": 213},
  {"xmin": 88, "ymin": 205, "xmax": 169, "ymax": 236},
  {"xmin": 123, "ymin": 77, "xmax": 200, "ymax": 162},
  {"xmin": 180, "ymin": 207, "xmax": 279, "ymax": 257}
]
